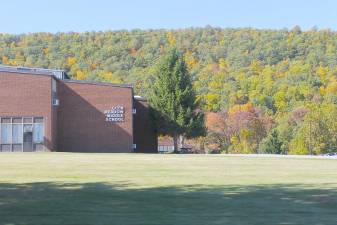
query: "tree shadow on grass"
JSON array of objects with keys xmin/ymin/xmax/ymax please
[{"xmin": 0, "ymin": 182, "xmax": 336, "ymax": 225}]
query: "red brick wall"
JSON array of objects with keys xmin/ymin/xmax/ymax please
[
  {"xmin": 0, "ymin": 71, "xmax": 156, "ymax": 153},
  {"xmin": 134, "ymin": 100, "xmax": 158, "ymax": 153},
  {"xmin": 57, "ymin": 81, "xmax": 134, "ymax": 152},
  {"xmin": 0, "ymin": 72, "xmax": 55, "ymax": 150}
]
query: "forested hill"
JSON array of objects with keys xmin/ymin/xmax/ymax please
[
  {"xmin": 1, "ymin": 27, "xmax": 336, "ymax": 154},
  {"xmin": 1, "ymin": 27, "xmax": 337, "ymax": 96}
]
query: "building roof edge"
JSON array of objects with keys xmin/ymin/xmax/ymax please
[{"xmin": 62, "ymin": 79, "xmax": 133, "ymax": 89}]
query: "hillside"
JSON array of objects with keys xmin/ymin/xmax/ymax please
[{"xmin": 0, "ymin": 27, "xmax": 336, "ymax": 154}]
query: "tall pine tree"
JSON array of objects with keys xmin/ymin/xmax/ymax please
[{"xmin": 149, "ymin": 48, "xmax": 205, "ymax": 153}]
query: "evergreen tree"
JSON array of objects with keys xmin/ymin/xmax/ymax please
[
  {"xmin": 149, "ymin": 48, "xmax": 205, "ymax": 153},
  {"xmin": 259, "ymin": 129, "xmax": 283, "ymax": 154}
]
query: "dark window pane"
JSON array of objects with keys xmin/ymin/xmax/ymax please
[
  {"xmin": 1, "ymin": 118, "xmax": 11, "ymax": 123},
  {"xmin": 23, "ymin": 118, "xmax": 33, "ymax": 123},
  {"xmin": 13, "ymin": 117, "xmax": 22, "ymax": 123},
  {"xmin": 23, "ymin": 144, "xmax": 33, "ymax": 152},
  {"xmin": 1, "ymin": 144, "xmax": 11, "ymax": 152},
  {"xmin": 34, "ymin": 143, "xmax": 44, "ymax": 151},
  {"xmin": 23, "ymin": 124, "xmax": 33, "ymax": 144},
  {"xmin": 34, "ymin": 117, "xmax": 43, "ymax": 123},
  {"xmin": 12, "ymin": 144, "xmax": 22, "ymax": 152}
]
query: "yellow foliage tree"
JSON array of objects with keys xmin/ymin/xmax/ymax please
[
  {"xmin": 76, "ymin": 70, "xmax": 87, "ymax": 80},
  {"xmin": 90, "ymin": 63, "xmax": 97, "ymax": 70},
  {"xmin": 218, "ymin": 58, "xmax": 228, "ymax": 71},
  {"xmin": 67, "ymin": 57, "xmax": 77, "ymax": 67},
  {"xmin": 319, "ymin": 86, "xmax": 326, "ymax": 96},
  {"xmin": 167, "ymin": 32, "xmax": 176, "ymax": 46},
  {"xmin": 249, "ymin": 60, "xmax": 263, "ymax": 75},
  {"xmin": 288, "ymin": 136, "xmax": 309, "ymax": 155},
  {"xmin": 319, "ymin": 77, "xmax": 337, "ymax": 96},
  {"xmin": 99, "ymin": 71, "xmax": 122, "ymax": 84},
  {"xmin": 273, "ymin": 91, "xmax": 287, "ymax": 111},
  {"xmin": 228, "ymin": 102, "xmax": 253, "ymax": 115},
  {"xmin": 315, "ymin": 64, "xmax": 329, "ymax": 83},
  {"xmin": 325, "ymin": 78, "xmax": 337, "ymax": 95},
  {"xmin": 2, "ymin": 56, "xmax": 9, "ymax": 65},
  {"xmin": 204, "ymin": 93, "xmax": 221, "ymax": 110},
  {"xmin": 43, "ymin": 48, "xmax": 50, "ymax": 55},
  {"xmin": 184, "ymin": 51, "xmax": 198, "ymax": 70}
]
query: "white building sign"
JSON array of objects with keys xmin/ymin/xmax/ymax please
[{"xmin": 104, "ymin": 106, "xmax": 125, "ymax": 122}]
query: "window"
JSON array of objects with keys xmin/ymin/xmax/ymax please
[
  {"xmin": 12, "ymin": 124, "xmax": 23, "ymax": 143},
  {"xmin": 33, "ymin": 124, "xmax": 44, "ymax": 143},
  {"xmin": 1, "ymin": 124, "xmax": 12, "ymax": 144},
  {"xmin": 34, "ymin": 117, "xmax": 43, "ymax": 123},
  {"xmin": 13, "ymin": 117, "xmax": 22, "ymax": 123},
  {"xmin": 52, "ymin": 79, "xmax": 58, "ymax": 106},
  {"xmin": 23, "ymin": 118, "xmax": 33, "ymax": 123},
  {"xmin": 1, "ymin": 118, "xmax": 11, "ymax": 123},
  {"xmin": 52, "ymin": 79, "xmax": 57, "ymax": 95},
  {"xmin": 0, "ymin": 117, "xmax": 44, "ymax": 152}
]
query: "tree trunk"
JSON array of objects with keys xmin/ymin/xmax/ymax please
[
  {"xmin": 173, "ymin": 134, "xmax": 179, "ymax": 153},
  {"xmin": 179, "ymin": 135, "xmax": 185, "ymax": 149}
]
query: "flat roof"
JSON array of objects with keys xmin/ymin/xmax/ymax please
[
  {"xmin": 0, "ymin": 65, "xmax": 69, "ymax": 79},
  {"xmin": 0, "ymin": 65, "xmax": 133, "ymax": 89},
  {"xmin": 63, "ymin": 79, "xmax": 133, "ymax": 89}
]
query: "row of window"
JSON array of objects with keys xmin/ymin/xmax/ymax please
[
  {"xmin": 1, "ymin": 123, "xmax": 43, "ymax": 144},
  {"xmin": 1, "ymin": 117, "xmax": 43, "ymax": 124},
  {"xmin": 0, "ymin": 117, "xmax": 44, "ymax": 152},
  {"xmin": 1, "ymin": 143, "xmax": 44, "ymax": 152}
]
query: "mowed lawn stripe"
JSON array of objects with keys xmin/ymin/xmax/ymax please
[{"xmin": 0, "ymin": 153, "xmax": 336, "ymax": 225}]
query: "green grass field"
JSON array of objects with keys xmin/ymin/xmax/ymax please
[{"xmin": 0, "ymin": 153, "xmax": 337, "ymax": 225}]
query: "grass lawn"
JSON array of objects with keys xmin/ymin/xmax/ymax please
[{"xmin": 0, "ymin": 153, "xmax": 337, "ymax": 225}]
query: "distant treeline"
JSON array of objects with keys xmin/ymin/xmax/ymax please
[{"xmin": 0, "ymin": 27, "xmax": 336, "ymax": 154}]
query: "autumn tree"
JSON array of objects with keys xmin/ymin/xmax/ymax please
[
  {"xmin": 205, "ymin": 111, "xmax": 231, "ymax": 153},
  {"xmin": 227, "ymin": 103, "xmax": 274, "ymax": 153}
]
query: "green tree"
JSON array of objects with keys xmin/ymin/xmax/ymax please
[
  {"xmin": 259, "ymin": 129, "xmax": 283, "ymax": 154},
  {"xmin": 149, "ymin": 48, "xmax": 205, "ymax": 153},
  {"xmin": 289, "ymin": 103, "xmax": 337, "ymax": 155}
]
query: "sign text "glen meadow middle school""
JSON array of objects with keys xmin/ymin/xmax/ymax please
[{"xmin": 104, "ymin": 106, "xmax": 125, "ymax": 122}]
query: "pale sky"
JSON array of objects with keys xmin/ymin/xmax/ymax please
[{"xmin": 1, "ymin": 0, "xmax": 337, "ymax": 33}]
